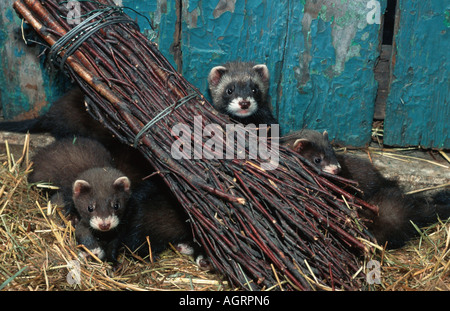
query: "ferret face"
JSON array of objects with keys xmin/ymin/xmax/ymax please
[
  {"xmin": 221, "ymin": 80, "xmax": 261, "ymax": 118},
  {"xmin": 281, "ymin": 130, "xmax": 341, "ymax": 174},
  {"xmin": 73, "ymin": 174, "xmax": 131, "ymax": 232},
  {"xmin": 208, "ymin": 62, "xmax": 270, "ymax": 120},
  {"xmin": 300, "ymin": 146, "xmax": 341, "ymax": 174}
]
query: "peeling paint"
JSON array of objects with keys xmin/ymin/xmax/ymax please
[
  {"xmin": 6, "ymin": 0, "xmax": 446, "ymax": 148},
  {"xmin": 182, "ymin": 0, "xmax": 200, "ymax": 29},
  {"xmin": 384, "ymin": 0, "xmax": 449, "ymax": 148},
  {"xmin": 213, "ymin": 0, "xmax": 236, "ymax": 18},
  {"xmin": 296, "ymin": 0, "xmax": 377, "ymax": 89}
]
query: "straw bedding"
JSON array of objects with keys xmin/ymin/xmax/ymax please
[{"xmin": 1, "ymin": 135, "xmax": 448, "ymax": 291}]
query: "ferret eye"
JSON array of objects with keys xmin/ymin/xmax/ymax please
[
  {"xmin": 87, "ymin": 204, "xmax": 94, "ymax": 213},
  {"xmin": 251, "ymin": 87, "xmax": 259, "ymax": 94},
  {"xmin": 113, "ymin": 202, "xmax": 120, "ymax": 210},
  {"xmin": 226, "ymin": 86, "xmax": 234, "ymax": 95},
  {"xmin": 314, "ymin": 157, "xmax": 322, "ymax": 164}
]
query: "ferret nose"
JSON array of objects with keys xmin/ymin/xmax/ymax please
[
  {"xmin": 331, "ymin": 167, "xmax": 340, "ymax": 174},
  {"xmin": 239, "ymin": 100, "xmax": 250, "ymax": 109},
  {"xmin": 99, "ymin": 222, "xmax": 111, "ymax": 231}
]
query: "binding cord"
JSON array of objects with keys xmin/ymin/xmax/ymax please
[
  {"xmin": 47, "ymin": 1, "xmax": 193, "ymax": 148},
  {"xmin": 133, "ymin": 93, "xmax": 198, "ymax": 147},
  {"xmin": 48, "ymin": 5, "xmax": 138, "ymax": 71}
]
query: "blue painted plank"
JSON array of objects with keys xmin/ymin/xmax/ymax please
[
  {"xmin": 0, "ymin": 0, "xmax": 69, "ymax": 120},
  {"xmin": 0, "ymin": 0, "xmax": 178, "ymax": 120},
  {"xmin": 180, "ymin": 0, "xmax": 289, "ymax": 100},
  {"xmin": 384, "ymin": 0, "xmax": 450, "ymax": 148},
  {"xmin": 122, "ymin": 0, "xmax": 179, "ymax": 69},
  {"xmin": 1, "ymin": 0, "xmax": 387, "ymax": 148},
  {"xmin": 180, "ymin": 0, "xmax": 385, "ymax": 146},
  {"xmin": 278, "ymin": 0, "xmax": 385, "ymax": 146}
]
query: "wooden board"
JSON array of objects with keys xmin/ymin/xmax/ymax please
[
  {"xmin": 180, "ymin": 0, "xmax": 385, "ymax": 146},
  {"xmin": 13, "ymin": 1, "xmax": 450, "ymax": 149},
  {"xmin": 384, "ymin": 0, "xmax": 449, "ymax": 148},
  {"xmin": 0, "ymin": 0, "xmax": 70, "ymax": 120}
]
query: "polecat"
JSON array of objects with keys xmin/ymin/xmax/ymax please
[
  {"xmin": 281, "ymin": 129, "xmax": 450, "ymax": 249},
  {"xmin": 120, "ymin": 178, "xmax": 210, "ymax": 269},
  {"xmin": 0, "ymin": 88, "xmax": 113, "ymax": 143},
  {"xmin": 72, "ymin": 167, "xmax": 131, "ymax": 261},
  {"xmin": 0, "ymin": 87, "xmax": 153, "ymax": 184},
  {"xmin": 208, "ymin": 61, "xmax": 278, "ymax": 127},
  {"xmin": 280, "ymin": 129, "xmax": 341, "ymax": 175},
  {"xmin": 28, "ymin": 137, "xmax": 132, "ymax": 261}
]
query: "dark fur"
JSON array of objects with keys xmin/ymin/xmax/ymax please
[
  {"xmin": 208, "ymin": 62, "xmax": 278, "ymax": 126},
  {"xmin": 281, "ymin": 129, "xmax": 450, "ymax": 249},
  {"xmin": 280, "ymin": 129, "xmax": 341, "ymax": 174},
  {"xmin": 0, "ymin": 88, "xmax": 112, "ymax": 142},
  {"xmin": 73, "ymin": 167, "xmax": 131, "ymax": 261},
  {"xmin": 28, "ymin": 137, "xmax": 114, "ymax": 213},
  {"xmin": 120, "ymin": 178, "xmax": 207, "ymax": 265},
  {"xmin": 28, "ymin": 137, "xmax": 131, "ymax": 261},
  {"xmin": 0, "ymin": 87, "xmax": 153, "ymax": 184}
]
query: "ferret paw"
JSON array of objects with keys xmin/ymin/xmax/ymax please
[
  {"xmin": 195, "ymin": 255, "xmax": 213, "ymax": 271},
  {"xmin": 78, "ymin": 247, "xmax": 105, "ymax": 261},
  {"xmin": 175, "ymin": 242, "xmax": 194, "ymax": 256}
]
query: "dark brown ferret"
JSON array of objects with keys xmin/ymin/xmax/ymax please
[
  {"xmin": 281, "ymin": 129, "xmax": 450, "ymax": 249},
  {"xmin": 28, "ymin": 137, "xmax": 131, "ymax": 261},
  {"xmin": 208, "ymin": 61, "xmax": 278, "ymax": 126},
  {"xmin": 120, "ymin": 178, "xmax": 211, "ymax": 269},
  {"xmin": 280, "ymin": 129, "xmax": 341, "ymax": 175},
  {"xmin": 72, "ymin": 167, "xmax": 131, "ymax": 261},
  {"xmin": 0, "ymin": 88, "xmax": 112, "ymax": 143}
]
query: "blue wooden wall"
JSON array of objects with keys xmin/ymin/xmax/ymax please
[
  {"xmin": 384, "ymin": 0, "xmax": 449, "ymax": 149},
  {"xmin": 178, "ymin": 0, "xmax": 385, "ymax": 146},
  {"xmin": 0, "ymin": 0, "xmax": 448, "ymax": 148},
  {"xmin": 0, "ymin": 1, "xmax": 70, "ymax": 120}
]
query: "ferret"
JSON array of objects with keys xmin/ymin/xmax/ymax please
[
  {"xmin": 0, "ymin": 87, "xmax": 153, "ymax": 184},
  {"xmin": 208, "ymin": 61, "xmax": 278, "ymax": 127},
  {"xmin": 28, "ymin": 137, "xmax": 132, "ymax": 261},
  {"xmin": 280, "ymin": 130, "xmax": 341, "ymax": 175},
  {"xmin": 281, "ymin": 129, "xmax": 450, "ymax": 249},
  {"xmin": 120, "ymin": 178, "xmax": 211, "ymax": 269},
  {"xmin": 72, "ymin": 167, "xmax": 131, "ymax": 261},
  {"xmin": 0, "ymin": 88, "xmax": 113, "ymax": 143}
]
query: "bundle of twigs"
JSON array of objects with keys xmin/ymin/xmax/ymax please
[{"xmin": 13, "ymin": 0, "xmax": 377, "ymax": 290}]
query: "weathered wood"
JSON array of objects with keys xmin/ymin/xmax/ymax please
[
  {"xmin": 0, "ymin": 0, "xmax": 178, "ymax": 120},
  {"xmin": 180, "ymin": 0, "xmax": 386, "ymax": 146},
  {"xmin": 384, "ymin": 0, "xmax": 449, "ymax": 149},
  {"xmin": 0, "ymin": 0, "xmax": 69, "ymax": 120},
  {"xmin": 2, "ymin": 0, "xmax": 448, "ymax": 149}
]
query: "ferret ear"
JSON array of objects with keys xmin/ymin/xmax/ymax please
[
  {"xmin": 208, "ymin": 66, "xmax": 227, "ymax": 86},
  {"xmin": 322, "ymin": 131, "xmax": 329, "ymax": 140},
  {"xmin": 293, "ymin": 139, "xmax": 311, "ymax": 152},
  {"xmin": 113, "ymin": 176, "xmax": 131, "ymax": 193},
  {"xmin": 73, "ymin": 180, "xmax": 91, "ymax": 197},
  {"xmin": 252, "ymin": 64, "xmax": 270, "ymax": 82}
]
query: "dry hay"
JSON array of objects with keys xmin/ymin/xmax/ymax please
[
  {"xmin": 0, "ymin": 135, "xmax": 228, "ymax": 291},
  {"xmin": 376, "ymin": 220, "xmax": 450, "ymax": 291},
  {"xmin": 0, "ymin": 134, "xmax": 448, "ymax": 291}
]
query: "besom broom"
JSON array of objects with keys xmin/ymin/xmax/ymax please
[{"xmin": 12, "ymin": 0, "xmax": 377, "ymax": 290}]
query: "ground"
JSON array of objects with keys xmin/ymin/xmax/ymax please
[{"xmin": 0, "ymin": 130, "xmax": 449, "ymax": 291}]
